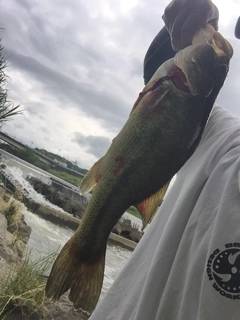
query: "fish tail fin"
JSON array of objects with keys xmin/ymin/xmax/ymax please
[{"xmin": 45, "ymin": 237, "xmax": 106, "ymax": 314}]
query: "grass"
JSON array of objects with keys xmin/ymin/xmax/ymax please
[
  {"xmin": 48, "ymin": 168, "xmax": 83, "ymax": 187},
  {"xmin": 0, "ymin": 252, "xmax": 56, "ymax": 319},
  {"xmin": 0, "ymin": 144, "xmax": 84, "ymax": 188},
  {"xmin": 126, "ymin": 206, "xmax": 141, "ymax": 219}
]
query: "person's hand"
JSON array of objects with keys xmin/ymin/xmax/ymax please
[{"xmin": 163, "ymin": 0, "xmax": 219, "ymax": 51}]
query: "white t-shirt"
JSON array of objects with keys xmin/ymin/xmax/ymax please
[{"xmin": 89, "ymin": 105, "xmax": 240, "ymax": 320}]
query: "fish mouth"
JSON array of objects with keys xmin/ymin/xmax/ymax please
[
  {"xmin": 174, "ymin": 24, "xmax": 233, "ymax": 97},
  {"xmin": 189, "ymin": 46, "xmax": 230, "ymax": 97}
]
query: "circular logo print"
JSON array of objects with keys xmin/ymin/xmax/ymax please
[{"xmin": 212, "ymin": 248, "xmax": 240, "ymax": 293}]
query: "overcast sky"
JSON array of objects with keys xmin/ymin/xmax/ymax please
[{"xmin": 0, "ymin": 0, "xmax": 240, "ymax": 169}]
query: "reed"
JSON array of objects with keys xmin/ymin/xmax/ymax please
[
  {"xmin": 0, "ymin": 38, "xmax": 22, "ymax": 127},
  {"xmin": 0, "ymin": 252, "xmax": 57, "ymax": 319}
]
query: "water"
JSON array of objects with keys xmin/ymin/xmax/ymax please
[
  {"xmin": 0, "ymin": 149, "xmax": 140, "ymax": 299},
  {"xmin": 22, "ymin": 207, "xmax": 131, "ymax": 298}
]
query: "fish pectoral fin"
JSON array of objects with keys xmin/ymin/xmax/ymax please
[
  {"xmin": 80, "ymin": 156, "xmax": 104, "ymax": 194},
  {"xmin": 135, "ymin": 181, "xmax": 170, "ymax": 230},
  {"xmin": 45, "ymin": 236, "xmax": 106, "ymax": 314}
]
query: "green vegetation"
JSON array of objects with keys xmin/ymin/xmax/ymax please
[
  {"xmin": 35, "ymin": 148, "xmax": 88, "ymax": 175},
  {"xmin": 126, "ymin": 206, "xmax": 141, "ymax": 219},
  {"xmin": 0, "ymin": 38, "xmax": 21, "ymax": 127},
  {"xmin": 0, "ymin": 253, "xmax": 56, "ymax": 319},
  {"xmin": 0, "ymin": 144, "xmax": 50, "ymax": 171},
  {"xmin": 48, "ymin": 168, "xmax": 82, "ymax": 187},
  {"xmin": 0, "ymin": 144, "xmax": 83, "ymax": 186}
]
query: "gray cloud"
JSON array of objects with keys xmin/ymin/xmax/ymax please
[
  {"xmin": 3, "ymin": 48, "xmax": 129, "ymax": 130},
  {"xmin": 73, "ymin": 133, "xmax": 111, "ymax": 159},
  {"xmin": 0, "ymin": 0, "xmax": 240, "ymax": 169}
]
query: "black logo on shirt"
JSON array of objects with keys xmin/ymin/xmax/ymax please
[{"xmin": 207, "ymin": 243, "xmax": 240, "ymax": 299}]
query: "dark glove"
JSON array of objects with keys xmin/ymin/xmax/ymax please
[
  {"xmin": 163, "ymin": 0, "xmax": 219, "ymax": 51},
  {"xmin": 235, "ymin": 16, "xmax": 240, "ymax": 39},
  {"xmin": 143, "ymin": 26, "xmax": 175, "ymax": 85},
  {"xmin": 143, "ymin": 0, "xmax": 219, "ymax": 85}
]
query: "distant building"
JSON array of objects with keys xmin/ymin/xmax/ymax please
[{"xmin": 53, "ymin": 159, "xmax": 68, "ymax": 168}]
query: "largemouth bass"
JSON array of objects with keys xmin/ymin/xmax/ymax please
[{"xmin": 45, "ymin": 24, "xmax": 233, "ymax": 314}]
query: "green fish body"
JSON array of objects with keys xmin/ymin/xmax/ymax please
[{"xmin": 46, "ymin": 25, "xmax": 233, "ymax": 314}]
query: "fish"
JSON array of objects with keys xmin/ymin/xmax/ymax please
[{"xmin": 45, "ymin": 24, "xmax": 233, "ymax": 314}]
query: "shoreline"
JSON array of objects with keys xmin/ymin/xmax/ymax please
[
  {"xmin": 1, "ymin": 167, "xmax": 138, "ymax": 251},
  {"xmin": 25, "ymin": 197, "xmax": 137, "ymax": 250}
]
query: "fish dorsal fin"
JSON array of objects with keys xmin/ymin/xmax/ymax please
[
  {"xmin": 135, "ymin": 181, "xmax": 170, "ymax": 230},
  {"xmin": 80, "ymin": 157, "xmax": 104, "ymax": 194}
]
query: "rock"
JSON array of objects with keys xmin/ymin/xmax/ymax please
[
  {"xmin": 4, "ymin": 294, "xmax": 90, "ymax": 320},
  {"xmin": 61, "ymin": 198, "xmax": 73, "ymax": 213},
  {"xmin": 119, "ymin": 219, "xmax": 143, "ymax": 242},
  {"xmin": 27, "ymin": 177, "xmax": 87, "ymax": 218},
  {"xmin": 5, "ymin": 231, "xmax": 27, "ymax": 260},
  {"xmin": 7, "ymin": 219, "xmax": 32, "ymax": 244},
  {"xmin": 72, "ymin": 208, "xmax": 84, "ymax": 219},
  {"xmin": 23, "ymin": 197, "xmax": 40, "ymax": 213},
  {"xmin": 0, "ymin": 213, "xmax": 14, "ymax": 261},
  {"xmin": 45, "ymin": 186, "xmax": 57, "ymax": 203},
  {"xmin": 43, "ymin": 294, "xmax": 90, "ymax": 320},
  {"xmin": 1, "ymin": 173, "xmax": 16, "ymax": 194},
  {"xmin": 0, "ymin": 214, "xmax": 20, "ymax": 262},
  {"xmin": 0, "ymin": 256, "xmax": 18, "ymax": 291},
  {"xmin": 109, "ymin": 232, "xmax": 136, "ymax": 250},
  {"xmin": 71, "ymin": 200, "xmax": 85, "ymax": 219},
  {"xmin": 121, "ymin": 219, "xmax": 132, "ymax": 230},
  {"xmin": 4, "ymin": 307, "xmax": 43, "ymax": 320},
  {"xmin": 5, "ymin": 310, "xmax": 41, "ymax": 320},
  {"xmin": 0, "ymin": 185, "xmax": 7, "ymax": 197},
  {"xmin": 14, "ymin": 240, "xmax": 26, "ymax": 257},
  {"xmin": 0, "ymin": 163, "xmax": 6, "ymax": 169},
  {"xmin": 112, "ymin": 222, "xmax": 122, "ymax": 235},
  {"xmin": 0, "ymin": 255, "xmax": 9, "ymax": 277},
  {"xmin": 120, "ymin": 219, "xmax": 133, "ymax": 238},
  {"xmin": 5, "ymin": 230, "xmax": 15, "ymax": 246},
  {"xmin": 0, "ymin": 212, "xmax": 7, "ymax": 249},
  {"xmin": 129, "ymin": 229, "xmax": 143, "ymax": 243},
  {"xmin": 35, "ymin": 204, "xmax": 80, "ymax": 230},
  {"xmin": 0, "ymin": 196, "xmax": 5, "ymax": 208}
]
